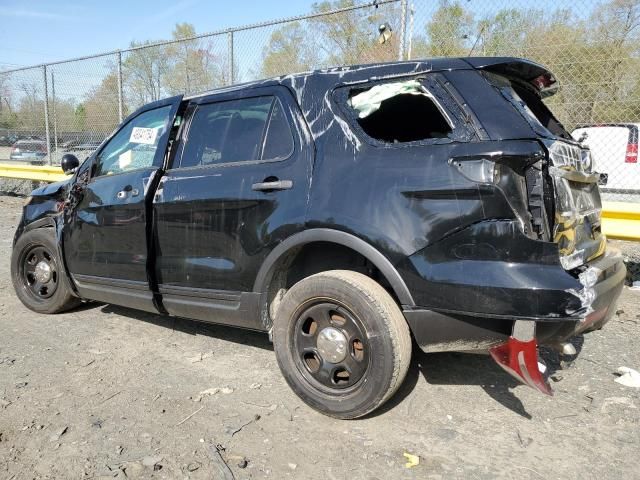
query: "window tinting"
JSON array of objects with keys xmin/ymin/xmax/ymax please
[
  {"xmin": 180, "ymin": 97, "xmax": 273, "ymax": 168},
  {"xmin": 94, "ymin": 106, "xmax": 171, "ymax": 177},
  {"xmin": 262, "ymin": 98, "xmax": 294, "ymax": 159}
]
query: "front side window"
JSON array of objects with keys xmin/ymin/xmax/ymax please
[
  {"xmin": 94, "ymin": 106, "xmax": 172, "ymax": 177},
  {"xmin": 180, "ymin": 96, "xmax": 293, "ymax": 168}
]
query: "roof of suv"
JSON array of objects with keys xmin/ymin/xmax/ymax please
[{"xmin": 185, "ymin": 56, "xmax": 554, "ymax": 101}]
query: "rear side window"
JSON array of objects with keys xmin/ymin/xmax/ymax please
[
  {"xmin": 346, "ymin": 80, "xmax": 453, "ymax": 143},
  {"xmin": 180, "ymin": 96, "xmax": 293, "ymax": 168}
]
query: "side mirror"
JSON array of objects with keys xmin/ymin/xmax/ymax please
[{"xmin": 61, "ymin": 154, "xmax": 80, "ymax": 174}]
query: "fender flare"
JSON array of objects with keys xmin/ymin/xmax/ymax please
[{"xmin": 252, "ymin": 228, "xmax": 415, "ymax": 307}]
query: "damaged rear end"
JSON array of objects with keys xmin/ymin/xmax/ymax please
[
  {"xmin": 478, "ymin": 59, "xmax": 626, "ymax": 393},
  {"xmin": 405, "ymin": 58, "xmax": 626, "ymax": 395}
]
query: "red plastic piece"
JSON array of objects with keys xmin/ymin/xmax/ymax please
[{"xmin": 489, "ymin": 337, "xmax": 553, "ymax": 396}]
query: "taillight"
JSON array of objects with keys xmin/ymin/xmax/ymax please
[{"xmin": 625, "ymin": 143, "xmax": 638, "ymax": 163}]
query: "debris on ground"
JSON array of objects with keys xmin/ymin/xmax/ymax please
[
  {"xmin": 403, "ymin": 452, "xmax": 420, "ymax": 468},
  {"xmin": 188, "ymin": 351, "xmax": 214, "ymax": 363},
  {"xmin": 48, "ymin": 426, "xmax": 68, "ymax": 442},
  {"xmin": 175, "ymin": 406, "xmax": 204, "ymax": 426},
  {"xmin": 614, "ymin": 367, "xmax": 640, "ymax": 388},
  {"xmin": 141, "ymin": 455, "xmax": 163, "ymax": 470},
  {"xmin": 226, "ymin": 414, "xmax": 261, "ymax": 437},
  {"xmin": 207, "ymin": 444, "xmax": 235, "ymax": 480}
]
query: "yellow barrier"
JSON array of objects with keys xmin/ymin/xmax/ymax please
[
  {"xmin": 601, "ymin": 201, "xmax": 640, "ymax": 242},
  {"xmin": 0, "ymin": 163, "xmax": 69, "ymax": 183},
  {"xmin": 0, "ymin": 162, "xmax": 638, "ymax": 241}
]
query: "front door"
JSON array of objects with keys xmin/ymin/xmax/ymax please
[
  {"xmin": 63, "ymin": 96, "xmax": 182, "ymax": 312},
  {"xmin": 153, "ymin": 87, "xmax": 313, "ymax": 328}
]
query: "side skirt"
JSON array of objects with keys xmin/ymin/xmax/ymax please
[
  {"xmin": 72, "ymin": 274, "xmax": 158, "ymax": 313},
  {"xmin": 159, "ymin": 284, "xmax": 265, "ymax": 331}
]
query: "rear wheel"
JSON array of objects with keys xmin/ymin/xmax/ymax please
[
  {"xmin": 273, "ymin": 270, "xmax": 411, "ymax": 419},
  {"xmin": 11, "ymin": 228, "xmax": 80, "ymax": 314}
]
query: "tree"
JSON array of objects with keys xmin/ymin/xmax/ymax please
[
  {"xmin": 311, "ymin": 0, "xmax": 400, "ymax": 65},
  {"xmin": 123, "ymin": 40, "xmax": 170, "ymax": 108},
  {"xmin": 165, "ymin": 23, "xmax": 227, "ymax": 94},
  {"xmin": 83, "ymin": 72, "xmax": 122, "ymax": 133},
  {"xmin": 261, "ymin": 22, "xmax": 319, "ymax": 77},
  {"xmin": 426, "ymin": 0, "xmax": 474, "ymax": 57}
]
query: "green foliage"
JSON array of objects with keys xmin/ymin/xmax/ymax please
[
  {"xmin": 426, "ymin": 0, "xmax": 473, "ymax": 56},
  {"xmin": 4, "ymin": 0, "xmax": 640, "ymax": 134}
]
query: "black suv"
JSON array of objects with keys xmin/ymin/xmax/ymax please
[{"xmin": 11, "ymin": 57, "xmax": 625, "ymax": 418}]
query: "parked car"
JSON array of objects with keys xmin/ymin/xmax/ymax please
[
  {"xmin": 11, "ymin": 57, "xmax": 625, "ymax": 418},
  {"xmin": 64, "ymin": 141, "xmax": 103, "ymax": 154},
  {"xmin": 9, "ymin": 139, "xmax": 47, "ymax": 162},
  {"xmin": 0, "ymin": 134, "xmax": 19, "ymax": 146},
  {"xmin": 571, "ymin": 123, "xmax": 640, "ymax": 193}
]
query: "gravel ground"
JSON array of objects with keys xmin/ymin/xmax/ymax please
[{"xmin": 1, "ymin": 194, "xmax": 639, "ymax": 480}]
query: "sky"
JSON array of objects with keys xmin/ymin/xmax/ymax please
[
  {"xmin": 0, "ymin": 0, "xmax": 597, "ymax": 71},
  {"xmin": 0, "ymin": 0, "xmax": 319, "ymax": 69}
]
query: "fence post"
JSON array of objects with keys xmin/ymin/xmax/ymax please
[
  {"xmin": 407, "ymin": 2, "xmax": 414, "ymax": 60},
  {"xmin": 51, "ymin": 71, "xmax": 58, "ymax": 156},
  {"xmin": 117, "ymin": 51, "xmax": 124, "ymax": 123},
  {"xmin": 42, "ymin": 65, "xmax": 52, "ymax": 165},
  {"xmin": 398, "ymin": 0, "xmax": 408, "ymax": 61},
  {"xmin": 227, "ymin": 30, "xmax": 235, "ymax": 85}
]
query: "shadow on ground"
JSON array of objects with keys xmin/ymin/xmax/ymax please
[{"xmin": 91, "ymin": 302, "xmax": 586, "ymax": 419}]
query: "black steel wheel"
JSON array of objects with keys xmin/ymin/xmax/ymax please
[
  {"xmin": 11, "ymin": 228, "xmax": 80, "ymax": 314},
  {"xmin": 293, "ymin": 301, "xmax": 370, "ymax": 391},
  {"xmin": 273, "ymin": 270, "xmax": 412, "ymax": 419},
  {"xmin": 20, "ymin": 245, "xmax": 59, "ymax": 301}
]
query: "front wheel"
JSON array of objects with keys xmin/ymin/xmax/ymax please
[
  {"xmin": 11, "ymin": 228, "xmax": 80, "ymax": 314},
  {"xmin": 273, "ymin": 270, "xmax": 412, "ymax": 419}
]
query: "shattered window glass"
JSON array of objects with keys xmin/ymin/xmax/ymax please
[{"xmin": 347, "ymin": 80, "xmax": 453, "ymax": 143}]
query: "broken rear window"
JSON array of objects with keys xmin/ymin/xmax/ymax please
[{"xmin": 347, "ymin": 80, "xmax": 453, "ymax": 143}]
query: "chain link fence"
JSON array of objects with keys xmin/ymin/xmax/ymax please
[{"xmin": 0, "ymin": 0, "xmax": 639, "ymax": 203}]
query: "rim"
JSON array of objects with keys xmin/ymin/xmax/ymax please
[
  {"xmin": 20, "ymin": 245, "xmax": 59, "ymax": 301},
  {"xmin": 292, "ymin": 301, "xmax": 370, "ymax": 391}
]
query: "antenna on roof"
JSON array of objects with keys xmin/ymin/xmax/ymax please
[{"xmin": 467, "ymin": 24, "xmax": 486, "ymax": 57}]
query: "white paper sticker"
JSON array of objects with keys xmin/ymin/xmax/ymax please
[{"xmin": 130, "ymin": 127, "xmax": 158, "ymax": 145}]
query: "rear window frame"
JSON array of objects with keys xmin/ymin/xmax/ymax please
[{"xmin": 332, "ymin": 73, "xmax": 477, "ymax": 149}]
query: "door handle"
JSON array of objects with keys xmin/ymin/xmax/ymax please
[{"xmin": 251, "ymin": 179, "xmax": 293, "ymax": 192}]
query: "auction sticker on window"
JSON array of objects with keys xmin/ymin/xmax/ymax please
[{"xmin": 130, "ymin": 127, "xmax": 158, "ymax": 145}]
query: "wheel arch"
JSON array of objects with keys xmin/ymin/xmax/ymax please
[
  {"xmin": 253, "ymin": 229, "xmax": 415, "ymax": 313},
  {"xmin": 19, "ymin": 215, "xmax": 79, "ymax": 297}
]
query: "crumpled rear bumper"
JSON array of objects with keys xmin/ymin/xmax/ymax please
[{"xmin": 402, "ymin": 248, "xmax": 626, "ymax": 393}]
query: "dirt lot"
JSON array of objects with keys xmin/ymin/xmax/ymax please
[{"xmin": 0, "ymin": 195, "xmax": 639, "ymax": 480}]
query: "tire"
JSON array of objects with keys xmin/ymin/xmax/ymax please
[
  {"xmin": 272, "ymin": 270, "xmax": 412, "ymax": 419},
  {"xmin": 11, "ymin": 228, "xmax": 80, "ymax": 314}
]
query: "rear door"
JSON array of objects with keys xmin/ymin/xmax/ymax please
[
  {"xmin": 153, "ymin": 86, "xmax": 313, "ymax": 329},
  {"xmin": 63, "ymin": 96, "xmax": 182, "ymax": 312}
]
